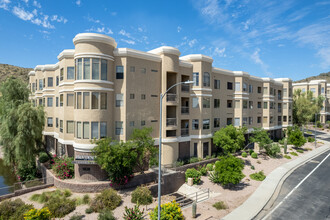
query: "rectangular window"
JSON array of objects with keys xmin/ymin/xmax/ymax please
[
  {"xmin": 56, "ymin": 97, "xmax": 59, "ymax": 107},
  {"xmin": 249, "ymin": 101, "xmax": 253, "ymax": 109},
  {"xmin": 77, "ymin": 58, "xmax": 82, "ymax": 80},
  {"xmin": 43, "ymin": 98, "xmax": 45, "ymax": 107},
  {"xmin": 192, "ymin": 119, "xmax": 199, "ymax": 130},
  {"xmin": 100, "ymin": 122, "xmax": 107, "ymax": 138},
  {"xmin": 77, "ymin": 122, "xmax": 81, "ymax": 138},
  {"xmin": 92, "ymin": 92, "xmax": 99, "ymax": 109},
  {"xmin": 203, "ymin": 72, "xmax": 210, "ymax": 87},
  {"xmin": 203, "ymin": 119, "xmax": 210, "ymax": 130},
  {"xmin": 48, "ymin": 77, "xmax": 53, "ymax": 87},
  {"xmin": 249, "ymin": 117, "xmax": 253, "ymax": 125},
  {"xmin": 130, "ymin": 94, "xmax": 135, "ymax": 99},
  {"xmin": 67, "ymin": 121, "xmax": 74, "ymax": 134},
  {"xmin": 283, "ymin": 103, "xmax": 287, "ymax": 109},
  {"xmin": 227, "ymin": 100, "xmax": 232, "ymax": 108},
  {"xmin": 83, "ymin": 92, "xmax": 90, "ymax": 109},
  {"xmin": 56, "ymin": 76, "xmax": 59, "ymax": 86},
  {"xmin": 193, "ymin": 72, "xmax": 199, "ymax": 86},
  {"xmin": 194, "ymin": 143, "xmax": 197, "ymax": 157},
  {"xmin": 234, "ymin": 118, "xmax": 240, "ymax": 126},
  {"xmin": 67, "ymin": 94, "xmax": 74, "ymax": 107},
  {"xmin": 60, "ymin": 120, "xmax": 63, "ymax": 133},
  {"xmin": 141, "ymin": 121, "xmax": 146, "ymax": 126},
  {"xmin": 257, "ymin": 117, "xmax": 262, "ymax": 123},
  {"xmin": 227, "ymin": 118, "xmax": 232, "ymax": 125},
  {"xmin": 243, "ymin": 83, "xmax": 247, "ymax": 92},
  {"xmin": 214, "ymin": 99, "xmax": 220, "ymax": 108},
  {"xmin": 289, "ymin": 116, "xmax": 292, "ymax": 122},
  {"xmin": 39, "ymin": 79, "xmax": 43, "ymax": 90},
  {"xmin": 47, "ymin": 117, "xmax": 53, "ymax": 127},
  {"xmin": 101, "ymin": 93, "xmax": 107, "ymax": 109},
  {"xmin": 116, "ymin": 66, "xmax": 124, "ymax": 79},
  {"xmin": 129, "ymin": 121, "xmax": 134, "ymax": 127},
  {"xmin": 83, "ymin": 122, "xmax": 89, "ymax": 139},
  {"xmin": 38, "ymin": 98, "xmax": 42, "ymax": 106},
  {"xmin": 243, "ymin": 117, "xmax": 247, "ymax": 126},
  {"xmin": 270, "ymin": 116, "xmax": 274, "ymax": 124},
  {"xmin": 101, "ymin": 59, "xmax": 107, "ymax": 80},
  {"xmin": 203, "ymin": 98, "xmax": 210, "ymax": 108},
  {"xmin": 214, "ymin": 118, "xmax": 220, "ymax": 128},
  {"xmin": 263, "ymin": 117, "xmax": 268, "ymax": 124},
  {"xmin": 130, "ymin": 66, "xmax": 135, "ymax": 72},
  {"xmin": 77, "ymin": 92, "xmax": 82, "ymax": 109},
  {"xmin": 283, "ymin": 88, "xmax": 287, "ymax": 97},
  {"xmin": 67, "ymin": 67, "xmax": 75, "ymax": 80},
  {"xmin": 60, "ymin": 68, "xmax": 64, "ymax": 81},
  {"xmin": 84, "ymin": 58, "xmax": 90, "ymax": 79},
  {"xmin": 141, "ymin": 94, "xmax": 146, "ymax": 100},
  {"xmin": 310, "ymin": 88, "xmax": 316, "ymax": 93},
  {"xmin": 249, "ymin": 85, "xmax": 253, "ymax": 93},
  {"xmin": 227, "ymin": 82, "xmax": 233, "ymax": 90},
  {"xmin": 258, "ymin": 102, "xmax": 261, "ymax": 108},
  {"xmin": 116, "ymin": 94, "xmax": 123, "ymax": 107},
  {"xmin": 283, "ymin": 116, "xmax": 287, "ymax": 122},
  {"xmin": 263, "ymin": 87, "xmax": 268, "ymax": 95},
  {"xmin": 235, "ymin": 82, "xmax": 240, "ymax": 91},
  {"xmin": 258, "ymin": 86, "xmax": 262, "ymax": 93},
  {"xmin": 278, "ymin": 116, "xmax": 282, "ymax": 122},
  {"xmin": 270, "ymin": 87, "xmax": 274, "ymax": 95},
  {"xmin": 47, "ymin": 97, "xmax": 53, "ymax": 107},
  {"xmin": 243, "ymin": 100, "xmax": 247, "ymax": 109},
  {"xmin": 115, "ymin": 121, "xmax": 123, "ymax": 135},
  {"xmin": 56, "ymin": 118, "xmax": 59, "ymax": 128},
  {"xmin": 92, "ymin": 58, "xmax": 100, "ymax": 80},
  {"xmin": 140, "ymin": 68, "xmax": 146, "ymax": 74},
  {"xmin": 91, "ymin": 122, "xmax": 99, "ymax": 139},
  {"xmin": 214, "ymin": 79, "xmax": 220, "ymax": 89},
  {"xmin": 60, "ymin": 94, "xmax": 63, "ymax": 107},
  {"xmin": 263, "ymin": 102, "xmax": 268, "ymax": 109},
  {"xmin": 235, "ymin": 100, "xmax": 240, "ymax": 108},
  {"xmin": 192, "ymin": 97, "xmax": 199, "ymax": 108}
]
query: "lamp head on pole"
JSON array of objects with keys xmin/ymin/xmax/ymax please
[{"xmin": 184, "ymin": 80, "xmax": 194, "ymax": 84}]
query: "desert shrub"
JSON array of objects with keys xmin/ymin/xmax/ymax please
[
  {"xmin": 287, "ymin": 126, "xmax": 306, "ymax": 147},
  {"xmin": 307, "ymin": 137, "xmax": 315, "ymax": 142},
  {"xmin": 197, "ymin": 165, "xmax": 207, "ymax": 176},
  {"xmin": 0, "ymin": 198, "xmax": 33, "ymax": 220},
  {"xmin": 82, "ymin": 194, "xmax": 91, "ymax": 204},
  {"xmin": 123, "ymin": 204, "xmax": 144, "ymax": 220},
  {"xmin": 149, "ymin": 201, "xmax": 184, "ymax": 220},
  {"xmin": 189, "ymin": 157, "xmax": 200, "ymax": 163},
  {"xmin": 265, "ymin": 143, "xmax": 281, "ymax": 158},
  {"xmin": 90, "ymin": 189, "xmax": 122, "ymax": 212},
  {"xmin": 75, "ymin": 195, "xmax": 90, "ymax": 206},
  {"xmin": 251, "ymin": 165, "xmax": 255, "ymax": 170},
  {"xmin": 51, "ymin": 157, "xmax": 74, "ymax": 179},
  {"xmin": 185, "ymin": 168, "xmax": 202, "ymax": 184},
  {"xmin": 249, "ymin": 128, "xmax": 273, "ymax": 150},
  {"xmin": 206, "ymin": 163, "xmax": 213, "ymax": 171},
  {"xmin": 284, "ymin": 155, "xmax": 292, "ymax": 159},
  {"xmin": 317, "ymin": 121, "xmax": 322, "ymax": 128},
  {"xmin": 205, "ymin": 155, "xmax": 211, "ymax": 160},
  {"xmin": 249, "ymin": 149, "xmax": 254, "ymax": 155},
  {"xmin": 251, "ymin": 152, "xmax": 258, "ymax": 159},
  {"xmin": 16, "ymin": 160, "xmax": 39, "ymax": 181},
  {"xmin": 69, "ymin": 214, "xmax": 84, "ymax": 220},
  {"xmin": 85, "ymin": 207, "xmax": 93, "ymax": 214},
  {"xmin": 305, "ymin": 148, "xmax": 313, "ymax": 151},
  {"xmin": 29, "ymin": 189, "xmax": 71, "ymax": 204},
  {"xmin": 97, "ymin": 209, "xmax": 116, "ymax": 220},
  {"xmin": 211, "ymin": 155, "xmax": 245, "ymax": 186},
  {"xmin": 278, "ymin": 138, "xmax": 285, "ymax": 145},
  {"xmin": 43, "ymin": 197, "xmax": 76, "ymax": 218},
  {"xmin": 296, "ymin": 149, "xmax": 304, "ymax": 153},
  {"xmin": 63, "ymin": 189, "xmax": 72, "ymax": 197},
  {"xmin": 213, "ymin": 201, "xmax": 227, "ymax": 210},
  {"xmin": 39, "ymin": 152, "xmax": 50, "ymax": 163},
  {"xmin": 257, "ymin": 160, "xmax": 261, "ymax": 164},
  {"xmin": 175, "ymin": 160, "xmax": 184, "ymax": 167},
  {"xmin": 241, "ymin": 152, "xmax": 247, "ymax": 157},
  {"xmin": 250, "ymin": 171, "xmax": 266, "ymax": 181},
  {"xmin": 131, "ymin": 186, "xmax": 153, "ymax": 205},
  {"xmin": 290, "ymin": 152, "xmax": 298, "ymax": 156},
  {"xmin": 24, "ymin": 207, "xmax": 51, "ymax": 220}
]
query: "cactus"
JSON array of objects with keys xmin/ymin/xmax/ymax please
[
  {"xmin": 284, "ymin": 138, "xmax": 287, "ymax": 154},
  {"xmin": 192, "ymin": 201, "xmax": 197, "ymax": 218}
]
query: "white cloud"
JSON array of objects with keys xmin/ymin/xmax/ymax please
[
  {"xmin": 76, "ymin": 0, "xmax": 81, "ymax": 6},
  {"xmin": 119, "ymin": 29, "xmax": 132, "ymax": 38},
  {"xmin": 111, "ymin": 12, "xmax": 117, "ymax": 16},
  {"xmin": 317, "ymin": 48, "xmax": 330, "ymax": 69},
  {"xmin": 251, "ymin": 48, "xmax": 272, "ymax": 76},
  {"xmin": 120, "ymin": 39, "xmax": 135, "ymax": 45},
  {"xmin": 201, "ymin": 46, "xmax": 206, "ymax": 50},
  {"xmin": 86, "ymin": 27, "xmax": 113, "ymax": 35},
  {"xmin": 177, "ymin": 26, "xmax": 182, "ymax": 33},
  {"xmin": 12, "ymin": 6, "xmax": 34, "ymax": 20},
  {"xmin": 188, "ymin": 39, "xmax": 197, "ymax": 47},
  {"xmin": 12, "ymin": 6, "xmax": 54, "ymax": 28},
  {"xmin": 21, "ymin": 0, "xmax": 28, "ymax": 3},
  {"xmin": 138, "ymin": 27, "xmax": 143, "ymax": 32},
  {"xmin": 0, "ymin": 0, "xmax": 11, "ymax": 10},
  {"xmin": 213, "ymin": 47, "xmax": 226, "ymax": 57},
  {"xmin": 51, "ymin": 15, "xmax": 68, "ymax": 24},
  {"xmin": 33, "ymin": 0, "xmax": 40, "ymax": 8},
  {"xmin": 85, "ymin": 15, "xmax": 101, "ymax": 24}
]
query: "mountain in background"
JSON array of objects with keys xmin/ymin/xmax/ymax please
[
  {"xmin": 294, "ymin": 71, "xmax": 330, "ymax": 83},
  {"xmin": 0, "ymin": 63, "xmax": 32, "ymax": 84}
]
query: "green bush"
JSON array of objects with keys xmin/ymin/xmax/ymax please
[
  {"xmin": 188, "ymin": 157, "xmax": 200, "ymax": 163},
  {"xmin": 249, "ymin": 149, "xmax": 254, "ymax": 155},
  {"xmin": 284, "ymin": 155, "xmax": 291, "ymax": 159},
  {"xmin": 213, "ymin": 201, "xmax": 227, "ymax": 210},
  {"xmin": 90, "ymin": 189, "xmax": 122, "ymax": 212},
  {"xmin": 43, "ymin": 197, "xmax": 76, "ymax": 218},
  {"xmin": 251, "ymin": 165, "xmax": 255, "ymax": 170},
  {"xmin": 287, "ymin": 126, "xmax": 306, "ymax": 147},
  {"xmin": 85, "ymin": 207, "xmax": 93, "ymax": 214},
  {"xmin": 205, "ymin": 155, "xmax": 211, "ymax": 160},
  {"xmin": 131, "ymin": 186, "xmax": 153, "ymax": 205},
  {"xmin": 69, "ymin": 214, "xmax": 84, "ymax": 220},
  {"xmin": 278, "ymin": 138, "xmax": 285, "ymax": 145},
  {"xmin": 123, "ymin": 204, "xmax": 144, "ymax": 220},
  {"xmin": 51, "ymin": 157, "xmax": 74, "ymax": 180},
  {"xmin": 0, "ymin": 198, "xmax": 34, "ymax": 220},
  {"xmin": 241, "ymin": 152, "xmax": 247, "ymax": 158},
  {"xmin": 206, "ymin": 163, "xmax": 213, "ymax": 171},
  {"xmin": 317, "ymin": 121, "xmax": 322, "ymax": 128},
  {"xmin": 39, "ymin": 152, "xmax": 50, "ymax": 163},
  {"xmin": 250, "ymin": 171, "xmax": 266, "ymax": 181},
  {"xmin": 307, "ymin": 137, "xmax": 315, "ymax": 142},
  {"xmin": 149, "ymin": 201, "xmax": 184, "ymax": 220},
  {"xmin": 175, "ymin": 160, "xmax": 184, "ymax": 167},
  {"xmin": 251, "ymin": 152, "xmax": 258, "ymax": 159},
  {"xmin": 296, "ymin": 149, "xmax": 304, "ymax": 153},
  {"xmin": 29, "ymin": 189, "xmax": 71, "ymax": 204},
  {"xmin": 24, "ymin": 207, "xmax": 51, "ymax": 220},
  {"xmin": 210, "ymin": 155, "xmax": 245, "ymax": 186},
  {"xmin": 185, "ymin": 168, "xmax": 202, "ymax": 184},
  {"xmin": 290, "ymin": 152, "xmax": 298, "ymax": 156},
  {"xmin": 265, "ymin": 143, "xmax": 281, "ymax": 158},
  {"xmin": 16, "ymin": 160, "xmax": 39, "ymax": 181},
  {"xmin": 213, "ymin": 125, "xmax": 246, "ymax": 154},
  {"xmin": 82, "ymin": 194, "xmax": 91, "ymax": 204},
  {"xmin": 97, "ymin": 209, "xmax": 116, "ymax": 220},
  {"xmin": 197, "ymin": 165, "xmax": 207, "ymax": 176}
]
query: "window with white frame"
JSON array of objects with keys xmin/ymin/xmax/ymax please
[
  {"xmin": 192, "ymin": 97, "xmax": 199, "ymax": 108},
  {"xmin": 116, "ymin": 94, "xmax": 123, "ymax": 107},
  {"xmin": 47, "ymin": 97, "xmax": 53, "ymax": 107},
  {"xmin": 234, "ymin": 118, "xmax": 240, "ymax": 126},
  {"xmin": 115, "ymin": 121, "xmax": 123, "ymax": 135},
  {"xmin": 100, "ymin": 122, "xmax": 107, "ymax": 138},
  {"xmin": 192, "ymin": 119, "xmax": 199, "ymax": 130},
  {"xmin": 203, "ymin": 119, "xmax": 210, "ymax": 129},
  {"xmin": 193, "ymin": 72, "xmax": 199, "ymax": 86},
  {"xmin": 67, "ymin": 121, "xmax": 74, "ymax": 134},
  {"xmin": 91, "ymin": 122, "xmax": 99, "ymax": 139},
  {"xmin": 203, "ymin": 72, "xmax": 210, "ymax": 87},
  {"xmin": 83, "ymin": 122, "xmax": 89, "ymax": 139},
  {"xmin": 47, "ymin": 117, "xmax": 53, "ymax": 127}
]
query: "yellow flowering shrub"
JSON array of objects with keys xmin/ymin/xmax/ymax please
[
  {"xmin": 24, "ymin": 207, "xmax": 51, "ymax": 220},
  {"xmin": 149, "ymin": 200, "xmax": 184, "ymax": 220}
]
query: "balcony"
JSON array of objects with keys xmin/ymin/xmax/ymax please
[
  {"xmin": 181, "ymin": 84, "xmax": 190, "ymax": 93},
  {"xmin": 181, "ymin": 106, "xmax": 189, "ymax": 114},
  {"xmin": 181, "ymin": 128, "xmax": 189, "ymax": 136},
  {"xmin": 166, "ymin": 118, "xmax": 177, "ymax": 126},
  {"xmin": 166, "ymin": 94, "xmax": 177, "ymax": 102}
]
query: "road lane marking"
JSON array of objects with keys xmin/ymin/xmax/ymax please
[{"xmin": 261, "ymin": 152, "xmax": 330, "ymax": 220}]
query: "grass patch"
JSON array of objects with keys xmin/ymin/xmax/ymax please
[
  {"xmin": 284, "ymin": 155, "xmax": 292, "ymax": 159},
  {"xmin": 305, "ymin": 148, "xmax": 313, "ymax": 151},
  {"xmin": 296, "ymin": 149, "xmax": 304, "ymax": 153},
  {"xmin": 29, "ymin": 189, "xmax": 72, "ymax": 204},
  {"xmin": 256, "ymin": 160, "xmax": 261, "ymax": 164},
  {"xmin": 75, "ymin": 194, "xmax": 91, "ymax": 206},
  {"xmin": 213, "ymin": 201, "xmax": 227, "ymax": 210},
  {"xmin": 249, "ymin": 171, "xmax": 266, "ymax": 181},
  {"xmin": 290, "ymin": 152, "xmax": 298, "ymax": 156}
]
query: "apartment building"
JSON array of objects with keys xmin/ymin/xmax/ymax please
[
  {"xmin": 28, "ymin": 33, "xmax": 293, "ymax": 180},
  {"xmin": 292, "ymin": 80, "xmax": 330, "ymax": 123}
]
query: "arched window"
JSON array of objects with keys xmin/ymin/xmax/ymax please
[{"xmin": 203, "ymin": 72, "xmax": 210, "ymax": 87}]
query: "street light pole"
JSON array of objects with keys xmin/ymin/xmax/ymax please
[{"xmin": 158, "ymin": 80, "xmax": 194, "ymax": 220}]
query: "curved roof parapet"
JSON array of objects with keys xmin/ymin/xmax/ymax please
[
  {"xmin": 73, "ymin": 33, "xmax": 117, "ymax": 48},
  {"xmin": 114, "ymin": 48, "xmax": 161, "ymax": 62},
  {"xmin": 57, "ymin": 49, "xmax": 75, "ymax": 61},
  {"xmin": 180, "ymin": 54, "xmax": 213, "ymax": 63},
  {"xmin": 34, "ymin": 63, "xmax": 59, "ymax": 71},
  {"xmin": 274, "ymin": 78, "xmax": 292, "ymax": 82},
  {"xmin": 148, "ymin": 46, "xmax": 181, "ymax": 56},
  {"xmin": 34, "ymin": 65, "xmax": 44, "ymax": 71},
  {"xmin": 28, "ymin": 71, "xmax": 35, "ymax": 76}
]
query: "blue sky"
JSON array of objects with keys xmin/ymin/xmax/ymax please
[{"xmin": 0, "ymin": 0, "xmax": 329, "ymax": 81}]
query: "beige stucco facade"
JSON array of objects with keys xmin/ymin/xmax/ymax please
[{"xmin": 28, "ymin": 33, "xmax": 293, "ymax": 180}]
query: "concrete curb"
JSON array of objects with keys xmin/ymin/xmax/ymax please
[{"xmin": 222, "ymin": 144, "xmax": 330, "ymax": 220}]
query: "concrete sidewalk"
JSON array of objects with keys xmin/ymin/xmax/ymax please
[{"xmin": 221, "ymin": 144, "xmax": 330, "ymax": 220}]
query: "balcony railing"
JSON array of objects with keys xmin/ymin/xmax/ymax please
[
  {"xmin": 181, "ymin": 84, "xmax": 190, "ymax": 93},
  {"xmin": 166, "ymin": 94, "xmax": 177, "ymax": 102},
  {"xmin": 181, "ymin": 106, "xmax": 189, "ymax": 114},
  {"xmin": 166, "ymin": 118, "xmax": 177, "ymax": 126},
  {"xmin": 181, "ymin": 128, "xmax": 189, "ymax": 136}
]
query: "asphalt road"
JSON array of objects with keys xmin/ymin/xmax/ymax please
[{"xmin": 258, "ymin": 150, "xmax": 330, "ymax": 220}]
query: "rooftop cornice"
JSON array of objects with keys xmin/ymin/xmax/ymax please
[
  {"xmin": 274, "ymin": 78, "xmax": 292, "ymax": 82},
  {"xmin": 113, "ymin": 48, "xmax": 161, "ymax": 62},
  {"xmin": 57, "ymin": 49, "xmax": 75, "ymax": 61},
  {"xmin": 148, "ymin": 46, "xmax": 181, "ymax": 56},
  {"xmin": 73, "ymin": 33, "xmax": 117, "ymax": 48},
  {"xmin": 180, "ymin": 54, "xmax": 213, "ymax": 63},
  {"xmin": 28, "ymin": 71, "xmax": 35, "ymax": 76}
]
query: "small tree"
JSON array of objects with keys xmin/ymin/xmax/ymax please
[
  {"xmin": 249, "ymin": 128, "xmax": 272, "ymax": 150},
  {"xmin": 287, "ymin": 126, "xmax": 306, "ymax": 148},
  {"xmin": 213, "ymin": 125, "xmax": 246, "ymax": 154}
]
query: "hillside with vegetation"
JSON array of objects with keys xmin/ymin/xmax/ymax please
[
  {"xmin": 0, "ymin": 63, "xmax": 32, "ymax": 84},
  {"xmin": 295, "ymin": 71, "xmax": 330, "ymax": 83}
]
